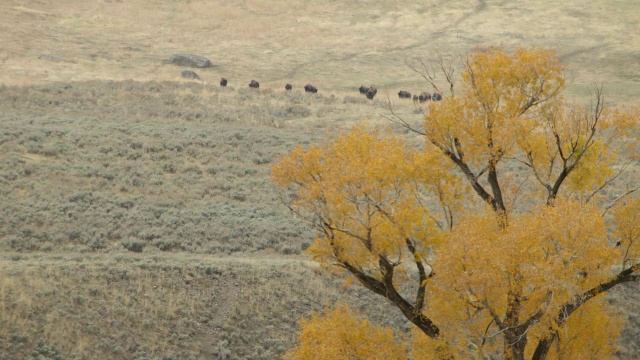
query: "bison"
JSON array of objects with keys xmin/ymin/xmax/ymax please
[
  {"xmin": 220, "ymin": 77, "xmax": 228, "ymax": 87},
  {"xmin": 432, "ymin": 92, "xmax": 443, "ymax": 101},
  {"xmin": 365, "ymin": 86, "xmax": 377, "ymax": 100},
  {"xmin": 359, "ymin": 85, "xmax": 368, "ymax": 94},
  {"xmin": 249, "ymin": 80, "xmax": 259, "ymax": 88},
  {"xmin": 418, "ymin": 92, "xmax": 431, "ymax": 103},
  {"xmin": 398, "ymin": 90, "xmax": 411, "ymax": 99},
  {"xmin": 413, "ymin": 94, "xmax": 419, "ymax": 102},
  {"xmin": 285, "ymin": 83, "xmax": 293, "ymax": 90},
  {"xmin": 304, "ymin": 84, "xmax": 318, "ymax": 93}
]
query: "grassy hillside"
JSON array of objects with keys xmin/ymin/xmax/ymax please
[
  {"xmin": 1, "ymin": 252, "xmax": 413, "ymax": 360},
  {"xmin": 1, "ymin": 0, "xmax": 639, "ymax": 359}
]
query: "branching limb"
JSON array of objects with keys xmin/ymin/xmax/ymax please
[
  {"xmin": 382, "ymin": 92, "xmax": 426, "ymax": 136},
  {"xmin": 531, "ymin": 264, "xmax": 640, "ymax": 360},
  {"xmin": 405, "ymin": 55, "xmax": 456, "ymax": 97},
  {"xmin": 585, "ymin": 160, "xmax": 633, "ymax": 204},
  {"xmin": 602, "ymin": 184, "xmax": 640, "ymax": 216}
]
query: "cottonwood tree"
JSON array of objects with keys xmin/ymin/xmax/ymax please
[
  {"xmin": 283, "ymin": 305, "xmax": 407, "ymax": 360},
  {"xmin": 272, "ymin": 47, "xmax": 640, "ymax": 360}
]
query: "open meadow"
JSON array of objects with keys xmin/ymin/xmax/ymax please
[{"xmin": 1, "ymin": 0, "xmax": 639, "ymax": 359}]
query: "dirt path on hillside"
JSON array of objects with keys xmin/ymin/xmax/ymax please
[{"xmin": 198, "ymin": 276, "xmax": 241, "ymax": 359}]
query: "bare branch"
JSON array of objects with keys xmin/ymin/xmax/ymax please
[
  {"xmin": 382, "ymin": 90, "xmax": 426, "ymax": 135},
  {"xmin": 406, "ymin": 54, "xmax": 456, "ymax": 97},
  {"xmin": 602, "ymin": 184, "xmax": 640, "ymax": 216},
  {"xmin": 585, "ymin": 160, "xmax": 634, "ymax": 204}
]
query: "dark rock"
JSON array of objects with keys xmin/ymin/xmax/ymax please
[
  {"xmin": 180, "ymin": 70, "xmax": 200, "ymax": 80},
  {"xmin": 167, "ymin": 53, "xmax": 213, "ymax": 68}
]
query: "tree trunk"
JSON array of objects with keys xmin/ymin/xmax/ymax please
[{"xmin": 503, "ymin": 331, "xmax": 527, "ymax": 360}]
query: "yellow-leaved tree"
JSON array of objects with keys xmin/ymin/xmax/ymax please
[
  {"xmin": 273, "ymin": 46, "xmax": 640, "ymax": 360},
  {"xmin": 283, "ymin": 305, "xmax": 407, "ymax": 360}
]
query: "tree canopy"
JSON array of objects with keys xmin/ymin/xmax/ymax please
[{"xmin": 272, "ymin": 46, "xmax": 640, "ymax": 360}]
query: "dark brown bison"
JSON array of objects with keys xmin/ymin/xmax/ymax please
[
  {"xmin": 432, "ymin": 92, "xmax": 443, "ymax": 101},
  {"xmin": 249, "ymin": 80, "xmax": 260, "ymax": 88},
  {"xmin": 220, "ymin": 77, "xmax": 228, "ymax": 87},
  {"xmin": 359, "ymin": 85, "xmax": 368, "ymax": 94},
  {"xmin": 398, "ymin": 90, "xmax": 411, "ymax": 99},
  {"xmin": 418, "ymin": 92, "xmax": 431, "ymax": 102},
  {"xmin": 413, "ymin": 94, "xmax": 419, "ymax": 101},
  {"xmin": 304, "ymin": 84, "xmax": 318, "ymax": 93},
  {"xmin": 285, "ymin": 83, "xmax": 293, "ymax": 90},
  {"xmin": 365, "ymin": 86, "xmax": 377, "ymax": 100}
]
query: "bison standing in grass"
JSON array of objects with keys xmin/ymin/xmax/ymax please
[
  {"xmin": 418, "ymin": 92, "xmax": 431, "ymax": 102},
  {"xmin": 220, "ymin": 77, "xmax": 228, "ymax": 87},
  {"xmin": 285, "ymin": 84, "xmax": 293, "ymax": 90},
  {"xmin": 249, "ymin": 80, "xmax": 260, "ymax": 88},
  {"xmin": 365, "ymin": 86, "xmax": 377, "ymax": 100},
  {"xmin": 398, "ymin": 90, "xmax": 411, "ymax": 99},
  {"xmin": 304, "ymin": 84, "xmax": 318, "ymax": 93}
]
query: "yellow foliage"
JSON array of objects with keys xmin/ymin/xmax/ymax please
[
  {"xmin": 426, "ymin": 47, "xmax": 566, "ymax": 172},
  {"xmin": 284, "ymin": 305, "xmax": 406, "ymax": 360},
  {"xmin": 428, "ymin": 198, "xmax": 619, "ymax": 357},
  {"xmin": 273, "ymin": 46, "xmax": 640, "ymax": 360},
  {"xmin": 410, "ymin": 329, "xmax": 455, "ymax": 360},
  {"xmin": 611, "ymin": 198, "xmax": 640, "ymax": 268},
  {"xmin": 425, "ymin": 46, "xmax": 638, "ymax": 206},
  {"xmin": 528, "ymin": 297, "xmax": 623, "ymax": 359},
  {"xmin": 273, "ymin": 125, "xmax": 459, "ymax": 273}
]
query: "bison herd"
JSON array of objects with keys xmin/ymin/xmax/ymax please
[
  {"xmin": 408, "ymin": 91, "xmax": 443, "ymax": 102},
  {"xmin": 215, "ymin": 76, "xmax": 443, "ymax": 102}
]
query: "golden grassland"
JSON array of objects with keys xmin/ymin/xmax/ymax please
[
  {"xmin": 1, "ymin": 0, "xmax": 639, "ymax": 359},
  {"xmin": 2, "ymin": 0, "xmax": 640, "ymax": 102}
]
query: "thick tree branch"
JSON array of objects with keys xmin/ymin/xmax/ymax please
[
  {"xmin": 547, "ymin": 88, "xmax": 604, "ymax": 203},
  {"xmin": 532, "ymin": 265, "xmax": 640, "ymax": 360},
  {"xmin": 443, "ymin": 149, "xmax": 498, "ymax": 211},
  {"xmin": 405, "ymin": 238, "xmax": 430, "ymax": 312}
]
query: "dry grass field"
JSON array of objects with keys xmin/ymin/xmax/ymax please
[{"xmin": 1, "ymin": 0, "xmax": 639, "ymax": 359}]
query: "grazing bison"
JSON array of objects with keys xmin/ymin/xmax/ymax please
[
  {"xmin": 180, "ymin": 70, "xmax": 200, "ymax": 80},
  {"xmin": 359, "ymin": 85, "xmax": 368, "ymax": 94},
  {"xmin": 365, "ymin": 86, "xmax": 377, "ymax": 100},
  {"xmin": 432, "ymin": 92, "xmax": 443, "ymax": 101},
  {"xmin": 249, "ymin": 80, "xmax": 260, "ymax": 88},
  {"xmin": 413, "ymin": 94, "xmax": 419, "ymax": 102},
  {"xmin": 220, "ymin": 77, "xmax": 228, "ymax": 87},
  {"xmin": 285, "ymin": 83, "xmax": 293, "ymax": 90},
  {"xmin": 304, "ymin": 84, "xmax": 318, "ymax": 93},
  {"xmin": 398, "ymin": 90, "xmax": 411, "ymax": 99},
  {"xmin": 418, "ymin": 92, "xmax": 431, "ymax": 102}
]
